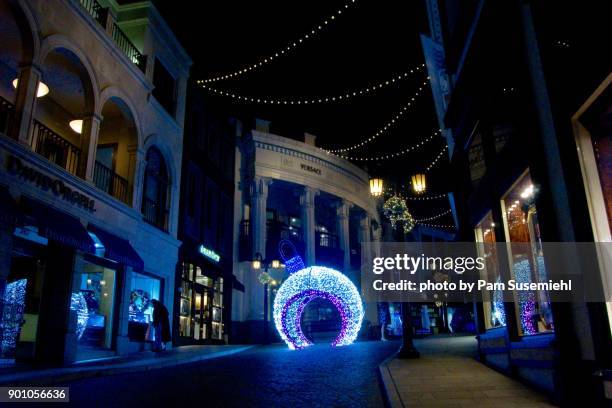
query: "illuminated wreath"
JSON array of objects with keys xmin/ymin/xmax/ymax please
[
  {"xmin": 273, "ymin": 266, "xmax": 364, "ymax": 349},
  {"xmin": 383, "ymin": 195, "xmax": 415, "ymax": 232}
]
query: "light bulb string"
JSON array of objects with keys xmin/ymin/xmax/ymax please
[
  {"xmin": 416, "ymin": 221, "xmax": 456, "ymax": 229},
  {"xmin": 400, "ymin": 191, "xmax": 448, "ymax": 201},
  {"xmin": 333, "ymin": 129, "xmax": 440, "ymax": 162},
  {"xmin": 198, "ymin": 68, "xmax": 427, "ymax": 105},
  {"xmin": 202, "ymin": 0, "xmax": 359, "ymax": 83},
  {"xmin": 414, "ymin": 209, "xmax": 452, "ymax": 222},
  {"xmin": 425, "ymin": 144, "xmax": 448, "ymax": 172},
  {"xmin": 324, "ymin": 78, "xmax": 429, "ymax": 153}
]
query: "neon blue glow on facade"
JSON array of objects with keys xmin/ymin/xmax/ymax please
[{"xmin": 273, "ymin": 266, "xmax": 363, "ymax": 349}]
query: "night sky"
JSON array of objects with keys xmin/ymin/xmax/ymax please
[{"xmin": 155, "ymin": 0, "xmax": 452, "ymax": 220}]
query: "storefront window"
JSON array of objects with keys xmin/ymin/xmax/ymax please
[
  {"xmin": 128, "ymin": 272, "xmax": 161, "ymax": 341},
  {"xmin": 474, "ymin": 212, "xmax": 505, "ymax": 329},
  {"xmin": 128, "ymin": 272, "xmax": 161, "ymax": 324},
  {"xmin": 76, "ymin": 262, "xmax": 117, "ymax": 358},
  {"xmin": 501, "ymin": 171, "xmax": 554, "ymax": 335},
  {"xmin": 180, "ymin": 262, "xmax": 224, "ymax": 341},
  {"xmin": 1, "ymin": 237, "xmax": 46, "ymax": 361}
]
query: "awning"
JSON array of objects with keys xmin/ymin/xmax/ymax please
[
  {"xmin": 88, "ymin": 224, "xmax": 144, "ymax": 272},
  {"xmin": 21, "ymin": 197, "xmax": 95, "ymax": 253},
  {"xmin": 0, "ymin": 185, "xmax": 20, "ymax": 226},
  {"xmin": 232, "ymin": 275, "xmax": 245, "ymax": 292}
]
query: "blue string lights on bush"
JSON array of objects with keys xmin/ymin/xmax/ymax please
[
  {"xmin": 273, "ymin": 266, "xmax": 364, "ymax": 349},
  {"xmin": 514, "ymin": 259, "xmax": 537, "ymax": 335}
]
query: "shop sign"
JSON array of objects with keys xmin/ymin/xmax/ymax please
[
  {"xmin": 300, "ymin": 163, "xmax": 322, "ymax": 175},
  {"xmin": 199, "ymin": 245, "xmax": 220, "ymax": 262},
  {"xmin": 7, "ymin": 155, "xmax": 96, "ymax": 212}
]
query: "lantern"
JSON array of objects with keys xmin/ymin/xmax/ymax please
[
  {"xmin": 411, "ymin": 174, "xmax": 426, "ymax": 194},
  {"xmin": 369, "ymin": 178, "xmax": 383, "ymax": 197}
]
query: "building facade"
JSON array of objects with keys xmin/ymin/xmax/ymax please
[
  {"xmin": 422, "ymin": 0, "xmax": 610, "ymax": 404},
  {"xmin": 174, "ymin": 90, "xmax": 237, "ymax": 345},
  {"xmin": 231, "ymin": 122, "xmax": 381, "ymax": 343},
  {"xmin": 0, "ymin": 0, "xmax": 191, "ymax": 365}
]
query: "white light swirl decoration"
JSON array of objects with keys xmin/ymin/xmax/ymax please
[
  {"xmin": 71, "ymin": 292, "xmax": 89, "ymax": 340},
  {"xmin": 273, "ymin": 266, "xmax": 364, "ymax": 349}
]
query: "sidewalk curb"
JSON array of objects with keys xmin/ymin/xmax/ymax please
[
  {"xmin": 378, "ymin": 353, "xmax": 404, "ymax": 408},
  {"xmin": 0, "ymin": 345, "xmax": 255, "ymax": 386}
]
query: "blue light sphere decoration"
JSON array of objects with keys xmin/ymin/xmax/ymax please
[{"xmin": 273, "ymin": 266, "xmax": 364, "ymax": 349}]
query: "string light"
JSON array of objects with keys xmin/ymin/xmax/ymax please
[
  {"xmin": 416, "ymin": 221, "xmax": 456, "ymax": 229},
  {"xmin": 198, "ymin": 69, "xmax": 427, "ymax": 105},
  {"xmin": 415, "ymin": 209, "xmax": 452, "ymax": 222},
  {"xmin": 425, "ymin": 144, "xmax": 448, "ymax": 172},
  {"xmin": 403, "ymin": 192, "xmax": 448, "ymax": 201},
  {"xmin": 324, "ymin": 78, "xmax": 429, "ymax": 153},
  {"xmin": 334, "ymin": 129, "xmax": 440, "ymax": 162},
  {"xmin": 201, "ymin": 0, "xmax": 359, "ymax": 83}
]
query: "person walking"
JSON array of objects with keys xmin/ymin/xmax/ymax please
[{"xmin": 151, "ymin": 299, "xmax": 171, "ymax": 352}]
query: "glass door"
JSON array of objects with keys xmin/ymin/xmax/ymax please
[{"xmin": 192, "ymin": 284, "xmax": 209, "ymax": 340}]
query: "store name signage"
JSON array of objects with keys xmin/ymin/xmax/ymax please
[
  {"xmin": 199, "ymin": 245, "xmax": 220, "ymax": 263},
  {"xmin": 7, "ymin": 156, "xmax": 96, "ymax": 212},
  {"xmin": 300, "ymin": 163, "xmax": 322, "ymax": 175}
]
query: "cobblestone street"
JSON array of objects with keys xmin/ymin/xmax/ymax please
[{"xmin": 60, "ymin": 341, "xmax": 400, "ymax": 407}]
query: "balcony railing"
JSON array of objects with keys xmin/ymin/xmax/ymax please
[
  {"xmin": 0, "ymin": 96, "xmax": 14, "ymax": 136},
  {"xmin": 111, "ymin": 22, "xmax": 146, "ymax": 72},
  {"xmin": 79, "ymin": 0, "xmax": 107, "ymax": 27},
  {"xmin": 93, "ymin": 160, "xmax": 130, "ymax": 204},
  {"xmin": 30, "ymin": 120, "xmax": 81, "ymax": 175},
  {"xmin": 142, "ymin": 197, "xmax": 169, "ymax": 232}
]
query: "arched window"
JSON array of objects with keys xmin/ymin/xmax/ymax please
[{"xmin": 142, "ymin": 147, "xmax": 169, "ymax": 231}]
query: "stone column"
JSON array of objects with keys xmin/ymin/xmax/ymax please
[
  {"xmin": 251, "ymin": 176, "xmax": 270, "ymax": 259},
  {"xmin": 132, "ymin": 148, "xmax": 146, "ymax": 211},
  {"xmin": 79, "ymin": 113, "xmax": 102, "ymax": 181},
  {"xmin": 116, "ymin": 266, "xmax": 134, "ymax": 355},
  {"xmin": 12, "ymin": 64, "xmax": 42, "ymax": 146},
  {"xmin": 359, "ymin": 214, "xmax": 371, "ymax": 243},
  {"xmin": 300, "ymin": 186, "xmax": 318, "ymax": 266},
  {"xmin": 336, "ymin": 200, "xmax": 352, "ymax": 272}
]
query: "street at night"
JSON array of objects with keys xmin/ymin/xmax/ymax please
[
  {"xmin": 64, "ymin": 341, "xmax": 399, "ymax": 407},
  {"xmin": 0, "ymin": 0, "xmax": 610, "ymax": 406}
]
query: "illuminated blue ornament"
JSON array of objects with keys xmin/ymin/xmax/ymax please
[
  {"xmin": 279, "ymin": 240, "xmax": 305, "ymax": 274},
  {"xmin": 273, "ymin": 266, "xmax": 364, "ymax": 349},
  {"xmin": 71, "ymin": 292, "xmax": 89, "ymax": 340},
  {"xmin": 0, "ymin": 279, "xmax": 27, "ymax": 356}
]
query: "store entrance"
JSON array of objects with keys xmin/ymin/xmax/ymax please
[{"xmin": 192, "ymin": 283, "xmax": 210, "ymax": 341}]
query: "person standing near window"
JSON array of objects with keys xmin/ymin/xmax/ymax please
[{"xmin": 151, "ymin": 299, "xmax": 171, "ymax": 351}]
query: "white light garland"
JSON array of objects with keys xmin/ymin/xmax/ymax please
[
  {"xmin": 324, "ymin": 78, "xmax": 429, "ymax": 153},
  {"xmin": 402, "ymin": 191, "xmax": 448, "ymax": 201},
  {"xmin": 334, "ymin": 130, "xmax": 440, "ymax": 162},
  {"xmin": 417, "ymin": 221, "xmax": 456, "ymax": 229},
  {"xmin": 197, "ymin": 69, "xmax": 427, "ymax": 105},
  {"xmin": 425, "ymin": 144, "xmax": 448, "ymax": 172},
  {"xmin": 415, "ymin": 209, "xmax": 452, "ymax": 222},
  {"xmin": 202, "ymin": 0, "xmax": 358, "ymax": 83}
]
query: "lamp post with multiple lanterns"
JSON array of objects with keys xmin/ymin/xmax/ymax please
[{"xmin": 252, "ymin": 252, "xmax": 282, "ymax": 345}]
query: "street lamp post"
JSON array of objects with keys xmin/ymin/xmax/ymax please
[{"xmin": 253, "ymin": 253, "xmax": 282, "ymax": 345}]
